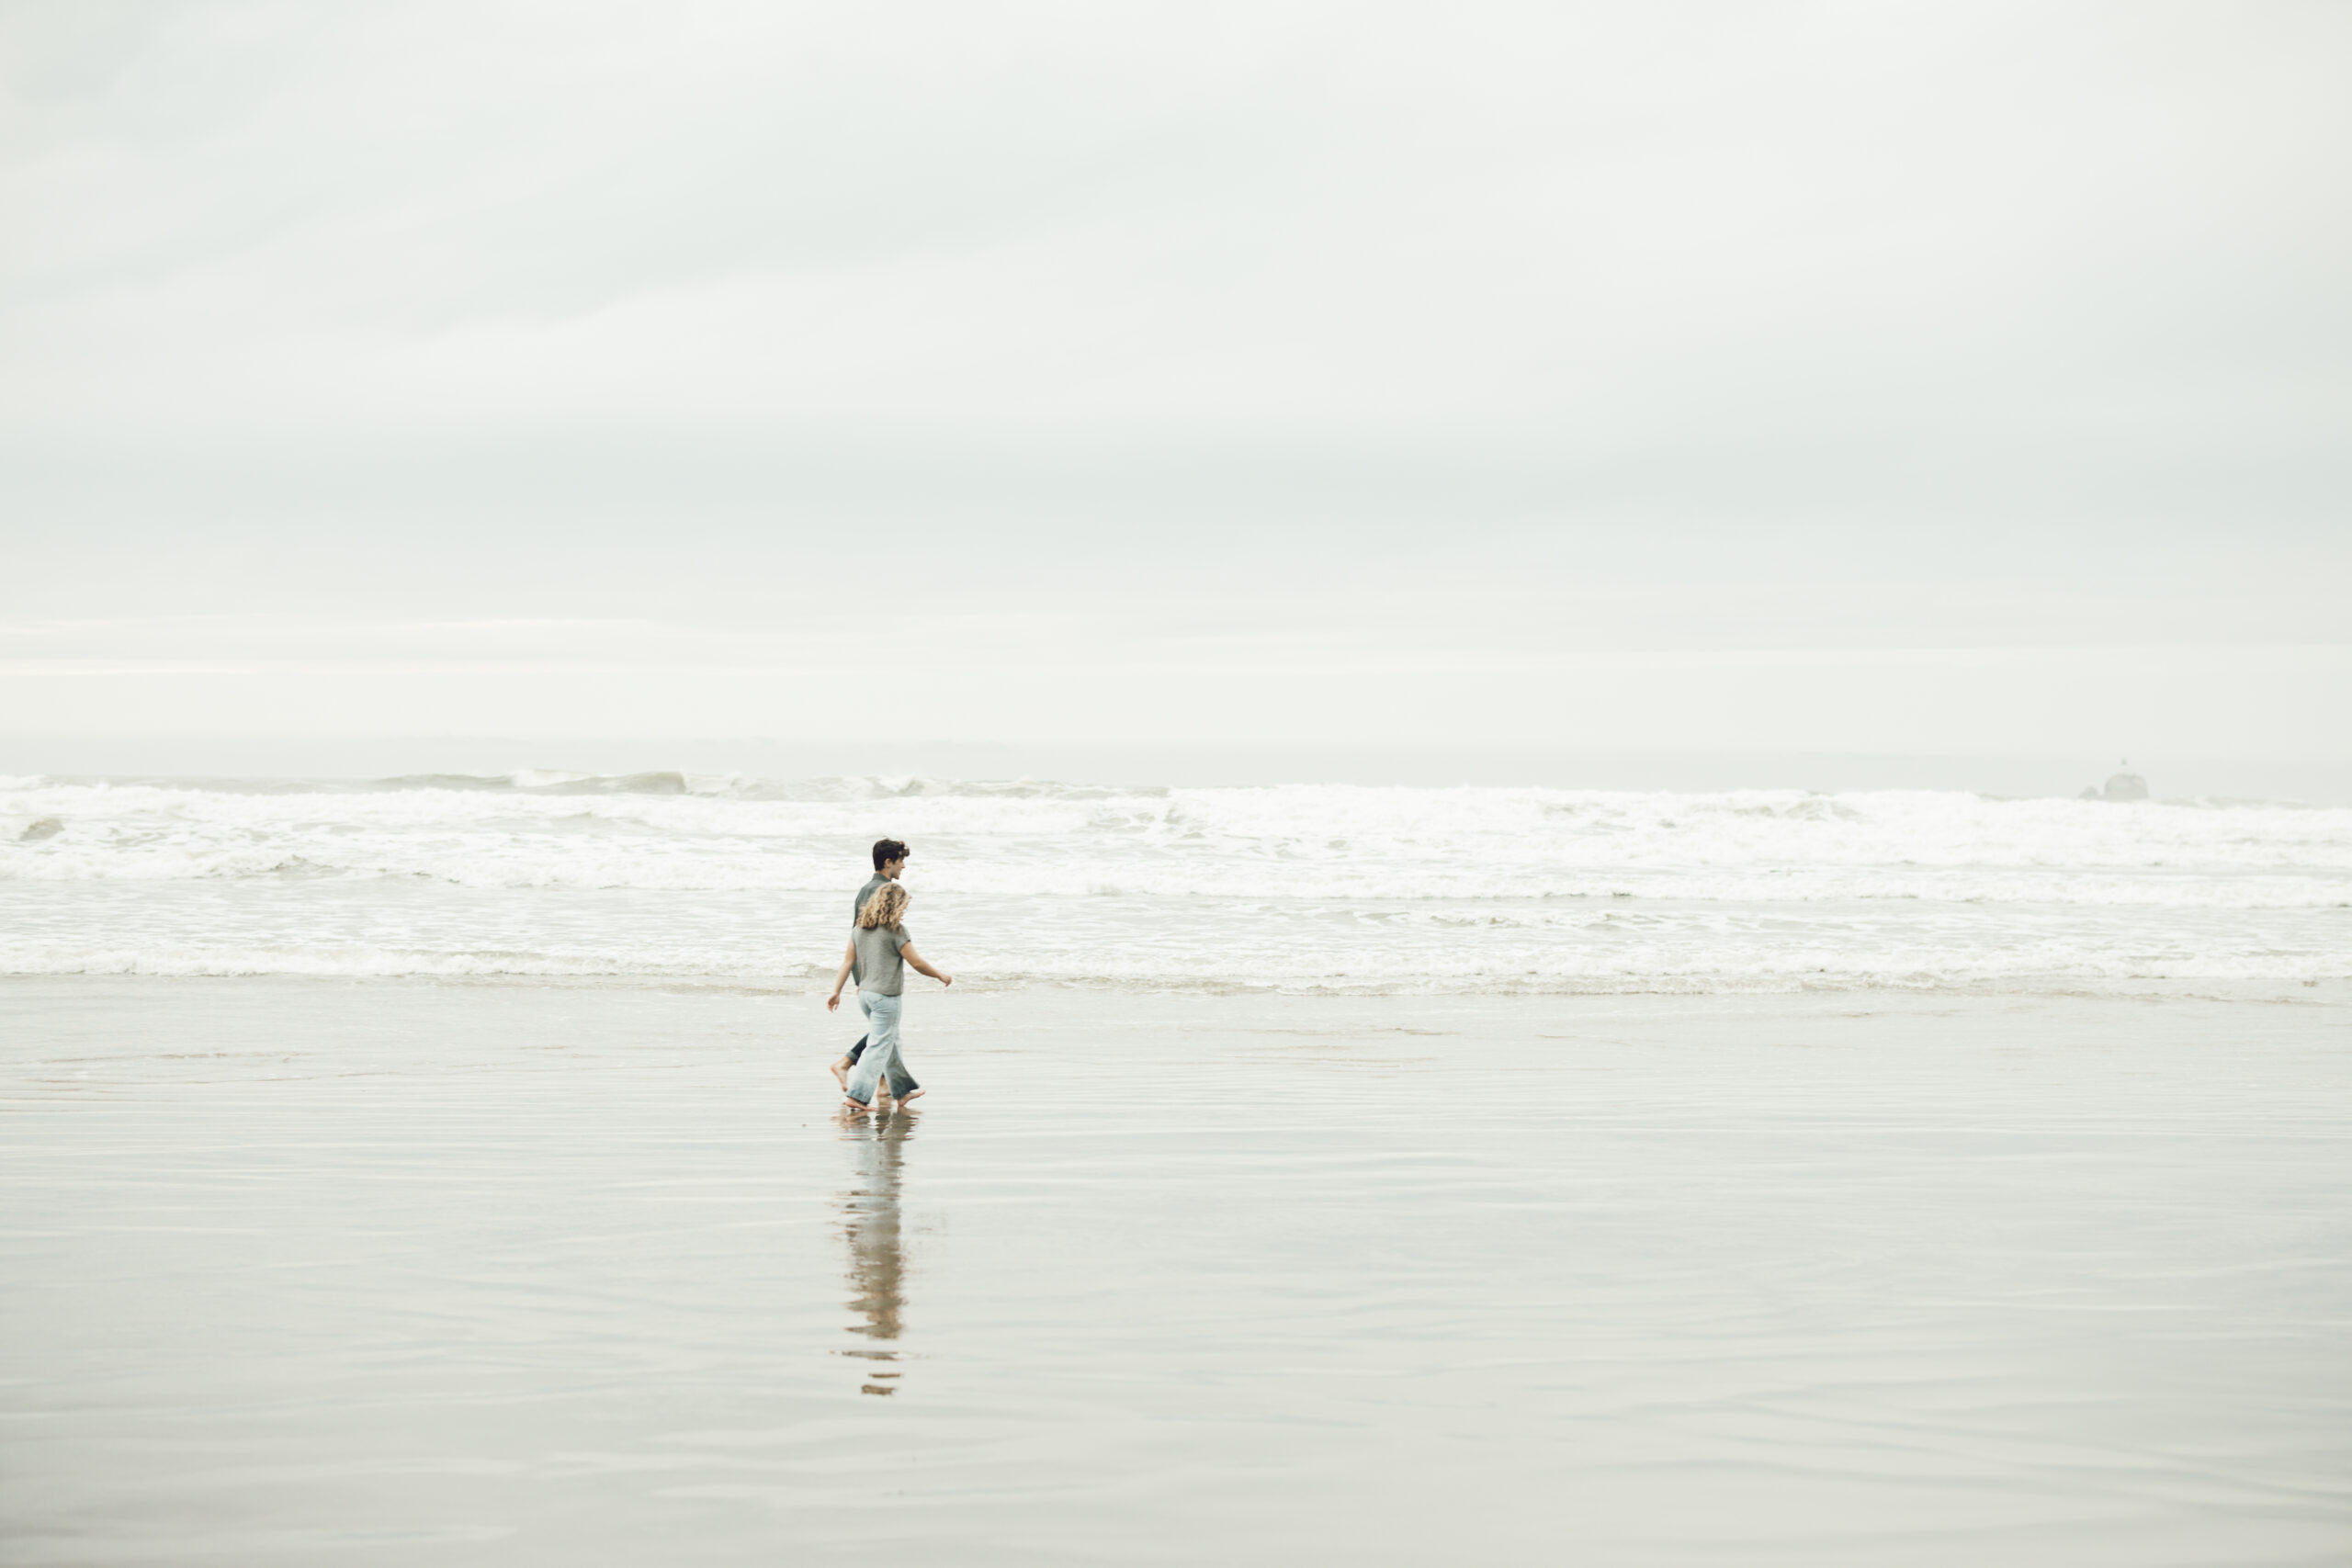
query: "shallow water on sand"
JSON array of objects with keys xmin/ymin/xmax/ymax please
[{"xmin": 2, "ymin": 979, "xmax": 2347, "ymax": 1565}]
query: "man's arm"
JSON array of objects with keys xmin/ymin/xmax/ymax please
[
  {"xmin": 899, "ymin": 941, "xmax": 954, "ymax": 987},
  {"xmin": 825, "ymin": 938, "xmax": 857, "ymax": 1010}
]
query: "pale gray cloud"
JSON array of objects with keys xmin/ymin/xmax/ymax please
[{"xmin": 3, "ymin": 1, "xmax": 2346, "ymax": 757}]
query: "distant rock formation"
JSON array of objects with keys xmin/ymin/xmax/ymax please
[
  {"xmin": 2078, "ymin": 769, "xmax": 2150, "ymax": 801},
  {"xmin": 19, "ymin": 817, "xmax": 62, "ymax": 840}
]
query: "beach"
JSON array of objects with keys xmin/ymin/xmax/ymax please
[
  {"xmin": 14, "ymin": 1, "xmax": 2351, "ymax": 1557},
  {"xmin": 5, "ymin": 976, "xmax": 2346, "ymax": 1565}
]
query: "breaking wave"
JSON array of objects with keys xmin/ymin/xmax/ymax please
[{"xmin": 2, "ymin": 773, "xmax": 2346, "ymax": 991}]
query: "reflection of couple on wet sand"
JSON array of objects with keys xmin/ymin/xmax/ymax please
[
  {"xmin": 826, "ymin": 838, "xmax": 954, "ymax": 1115},
  {"xmin": 838, "ymin": 1109, "xmax": 911, "ymax": 1395}
]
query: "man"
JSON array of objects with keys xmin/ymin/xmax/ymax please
[{"xmin": 830, "ymin": 839, "xmax": 922, "ymax": 1104}]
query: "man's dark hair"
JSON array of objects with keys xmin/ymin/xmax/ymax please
[{"xmin": 872, "ymin": 839, "xmax": 910, "ymax": 871}]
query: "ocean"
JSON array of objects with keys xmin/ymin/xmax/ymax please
[{"xmin": 4, "ymin": 772, "xmax": 2344, "ymax": 993}]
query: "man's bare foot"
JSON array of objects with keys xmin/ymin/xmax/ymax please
[{"xmin": 829, "ymin": 1059, "xmax": 849, "ymax": 1089}]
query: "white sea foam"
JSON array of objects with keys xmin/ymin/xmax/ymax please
[{"xmin": 1, "ymin": 775, "xmax": 2345, "ymax": 990}]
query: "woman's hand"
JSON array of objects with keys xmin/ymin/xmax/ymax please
[
  {"xmin": 938, "ymin": 972, "xmax": 955, "ymax": 987},
  {"xmin": 825, "ymin": 938, "xmax": 856, "ymax": 1011}
]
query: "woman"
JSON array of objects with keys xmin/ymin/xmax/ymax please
[{"xmin": 827, "ymin": 882, "xmax": 953, "ymax": 1113}]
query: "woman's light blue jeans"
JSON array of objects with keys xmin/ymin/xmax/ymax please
[{"xmin": 845, "ymin": 991, "xmax": 907, "ymax": 1108}]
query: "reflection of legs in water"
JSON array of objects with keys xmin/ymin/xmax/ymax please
[{"xmin": 841, "ymin": 1110, "xmax": 910, "ymax": 1393}]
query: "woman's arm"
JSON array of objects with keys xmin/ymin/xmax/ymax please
[
  {"xmin": 824, "ymin": 937, "xmax": 857, "ymax": 1010},
  {"xmin": 899, "ymin": 941, "xmax": 954, "ymax": 987}
]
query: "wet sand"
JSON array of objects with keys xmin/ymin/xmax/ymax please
[{"xmin": 2, "ymin": 978, "xmax": 2346, "ymax": 1565}]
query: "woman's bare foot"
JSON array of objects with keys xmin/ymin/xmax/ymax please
[
  {"xmin": 898, "ymin": 1088, "xmax": 925, "ymax": 1106},
  {"xmin": 842, "ymin": 1098, "xmax": 871, "ymax": 1115},
  {"xmin": 829, "ymin": 1059, "xmax": 850, "ymax": 1089}
]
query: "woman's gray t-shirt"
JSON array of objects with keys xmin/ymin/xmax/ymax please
[
  {"xmin": 853, "ymin": 923, "xmax": 911, "ymax": 996},
  {"xmin": 849, "ymin": 875, "xmax": 891, "ymax": 985}
]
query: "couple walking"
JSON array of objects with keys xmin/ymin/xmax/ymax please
[{"xmin": 827, "ymin": 838, "xmax": 954, "ymax": 1114}]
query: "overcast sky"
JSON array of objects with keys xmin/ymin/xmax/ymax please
[{"xmin": 3, "ymin": 1, "xmax": 2347, "ymax": 762}]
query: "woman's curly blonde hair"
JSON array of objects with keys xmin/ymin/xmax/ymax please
[{"xmin": 857, "ymin": 882, "xmax": 910, "ymax": 929}]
